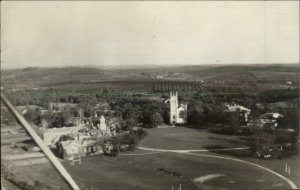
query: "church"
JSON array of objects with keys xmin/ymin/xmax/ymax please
[{"xmin": 168, "ymin": 91, "xmax": 187, "ymax": 125}]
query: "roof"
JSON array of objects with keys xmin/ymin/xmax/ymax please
[
  {"xmin": 61, "ymin": 140, "xmax": 82, "ymax": 148},
  {"xmin": 178, "ymin": 103, "xmax": 187, "ymax": 108},
  {"xmin": 275, "ymin": 128, "xmax": 296, "ymax": 133},
  {"xmin": 259, "ymin": 113, "xmax": 283, "ymax": 119},
  {"xmin": 82, "ymin": 139, "xmax": 97, "ymax": 146},
  {"xmin": 44, "ymin": 125, "xmax": 83, "ymax": 134},
  {"xmin": 52, "ymin": 102, "xmax": 78, "ymax": 107},
  {"xmin": 16, "ymin": 105, "xmax": 42, "ymax": 112},
  {"xmin": 225, "ymin": 104, "xmax": 250, "ymax": 112}
]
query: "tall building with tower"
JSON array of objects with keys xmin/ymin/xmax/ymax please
[
  {"xmin": 169, "ymin": 91, "xmax": 187, "ymax": 125},
  {"xmin": 99, "ymin": 115, "xmax": 108, "ymax": 132}
]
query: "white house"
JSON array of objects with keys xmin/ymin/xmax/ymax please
[
  {"xmin": 224, "ymin": 103, "xmax": 251, "ymax": 122},
  {"xmin": 43, "ymin": 125, "xmax": 83, "ymax": 146},
  {"xmin": 59, "ymin": 140, "xmax": 83, "ymax": 160},
  {"xmin": 247, "ymin": 112, "xmax": 283, "ymax": 129}
]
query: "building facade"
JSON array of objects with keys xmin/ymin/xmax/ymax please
[{"xmin": 169, "ymin": 91, "xmax": 187, "ymax": 125}]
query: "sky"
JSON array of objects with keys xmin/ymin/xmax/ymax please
[{"xmin": 1, "ymin": 1, "xmax": 299, "ymax": 69}]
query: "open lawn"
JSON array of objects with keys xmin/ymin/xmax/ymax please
[
  {"xmin": 62, "ymin": 127, "xmax": 298, "ymax": 190},
  {"xmin": 3, "ymin": 127, "xmax": 298, "ymax": 190},
  {"xmin": 63, "ymin": 151, "xmax": 294, "ymax": 190},
  {"xmin": 139, "ymin": 127, "xmax": 248, "ymax": 150},
  {"xmin": 139, "ymin": 127, "xmax": 300, "ymax": 188}
]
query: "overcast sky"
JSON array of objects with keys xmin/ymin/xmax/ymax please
[{"xmin": 1, "ymin": 1, "xmax": 299, "ymax": 69}]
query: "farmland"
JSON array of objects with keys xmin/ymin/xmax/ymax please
[
  {"xmin": 1, "ymin": 64, "xmax": 299, "ymax": 93},
  {"xmin": 1, "ymin": 64, "xmax": 299, "ymax": 110}
]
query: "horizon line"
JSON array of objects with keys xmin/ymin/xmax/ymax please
[{"xmin": 2, "ymin": 63, "xmax": 299, "ymax": 70}]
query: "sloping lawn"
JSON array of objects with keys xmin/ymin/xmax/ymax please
[{"xmin": 139, "ymin": 127, "xmax": 248, "ymax": 150}]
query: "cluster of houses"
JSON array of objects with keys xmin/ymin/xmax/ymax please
[
  {"xmin": 224, "ymin": 102, "xmax": 294, "ymax": 133},
  {"xmin": 43, "ymin": 115, "xmax": 117, "ymax": 160},
  {"xmin": 3, "ymin": 101, "xmax": 122, "ymax": 161}
]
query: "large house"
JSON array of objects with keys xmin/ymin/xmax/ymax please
[
  {"xmin": 57, "ymin": 138, "xmax": 102, "ymax": 160},
  {"xmin": 224, "ymin": 103, "xmax": 251, "ymax": 122},
  {"xmin": 43, "ymin": 125, "xmax": 84, "ymax": 146},
  {"xmin": 247, "ymin": 112, "xmax": 283, "ymax": 129}
]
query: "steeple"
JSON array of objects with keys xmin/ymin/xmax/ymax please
[
  {"xmin": 169, "ymin": 91, "xmax": 187, "ymax": 125},
  {"xmin": 170, "ymin": 91, "xmax": 178, "ymax": 125},
  {"xmin": 99, "ymin": 115, "xmax": 107, "ymax": 131}
]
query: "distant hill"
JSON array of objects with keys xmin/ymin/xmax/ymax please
[
  {"xmin": 1, "ymin": 64, "xmax": 299, "ymax": 91},
  {"xmin": 1, "ymin": 66, "xmax": 124, "ymax": 82}
]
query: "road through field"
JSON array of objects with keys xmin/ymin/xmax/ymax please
[{"xmin": 136, "ymin": 146, "xmax": 298, "ymax": 189}]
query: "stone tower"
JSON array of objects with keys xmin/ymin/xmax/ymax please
[
  {"xmin": 169, "ymin": 91, "xmax": 187, "ymax": 125},
  {"xmin": 170, "ymin": 91, "xmax": 178, "ymax": 125},
  {"xmin": 99, "ymin": 115, "xmax": 107, "ymax": 131}
]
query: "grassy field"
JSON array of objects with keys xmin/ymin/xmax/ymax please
[
  {"xmin": 139, "ymin": 127, "xmax": 248, "ymax": 150},
  {"xmin": 3, "ymin": 127, "xmax": 299, "ymax": 190},
  {"xmin": 63, "ymin": 150, "xmax": 294, "ymax": 190},
  {"xmin": 62, "ymin": 127, "xmax": 298, "ymax": 190},
  {"xmin": 139, "ymin": 127, "xmax": 300, "ymax": 188}
]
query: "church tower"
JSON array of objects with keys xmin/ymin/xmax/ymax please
[
  {"xmin": 99, "ymin": 115, "xmax": 107, "ymax": 131},
  {"xmin": 170, "ymin": 91, "xmax": 178, "ymax": 125},
  {"xmin": 168, "ymin": 91, "xmax": 187, "ymax": 125}
]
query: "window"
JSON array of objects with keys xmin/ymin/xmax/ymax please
[{"xmin": 179, "ymin": 111, "xmax": 185, "ymax": 119}]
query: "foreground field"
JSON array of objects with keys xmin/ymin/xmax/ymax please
[
  {"xmin": 139, "ymin": 127, "xmax": 300, "ymax": 187},
  {"xmin": 62, "ymin": 127, "xmax": 298, "ymax": 190},
  {"xmin": 3, "ymin": 127, "xmax": 298, "ymax": 190},
  {"xmin": 63, "ymin": 150, "xmax": 295, "ymax": 190}
]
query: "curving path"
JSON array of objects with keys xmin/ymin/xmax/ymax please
[{"xmin": 137, "ymin": 146, "xmax": 249, "ymax": 153}]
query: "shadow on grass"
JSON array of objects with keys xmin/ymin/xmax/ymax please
[
  {"xmin": 157, "ymin": 168, "xmax": 182, "ymax": 177},
  {"xmin": 207, "ymin": 136, "xmax": 250, "ymax": 146}
]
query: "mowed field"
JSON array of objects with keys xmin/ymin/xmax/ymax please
[
  {"xmin": 139, "ymin": 127, "xmax": 248, "ymax": 150},
  {"xmin": 4, "ymin": 127, "xmax": 298, "ymax": 190},
  {"xmin": 61, "ymin": 127, "xmax": 298, "ymax": 190},
  {"xmin": 63, "ymin": 151, "xmax": 294, "ymax": 190}
]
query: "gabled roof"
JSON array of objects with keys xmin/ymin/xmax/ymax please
[
  {"xmin": 61, "ymin": 140, "xmax": 82, "ymax": 148},
  {"xmin": 178, "ymin": 104, "xmax": 187, "ymax": 110}
]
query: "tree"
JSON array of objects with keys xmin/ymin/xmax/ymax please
[
  {"xmin": 150, "ymin": 112, "xmax": 164, "ymax": 127},
  {"xmin": 277, "ymin": 110, "xmax": 299, "ymax": 131},
  {"xmin": 123, "ymin": 110, "xmax": 138, "ymax": 128},
  {"xmin": 42, "ymin": 111, "xmax": 71, "ymax": 128},
  {"xmin": 187, "ymin": 106, "xmax": 205, "ymax": 126},
  {"xmin": 1, "ymin": 108, "xmax": 16, "ymax": 124},
  {"xmin": 78, "ymin": 95, "xmax": 98, "ymax": 117},
  {"xmin": 24, "ymin": 108, "xmax": 42, "ymax": 125}
]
